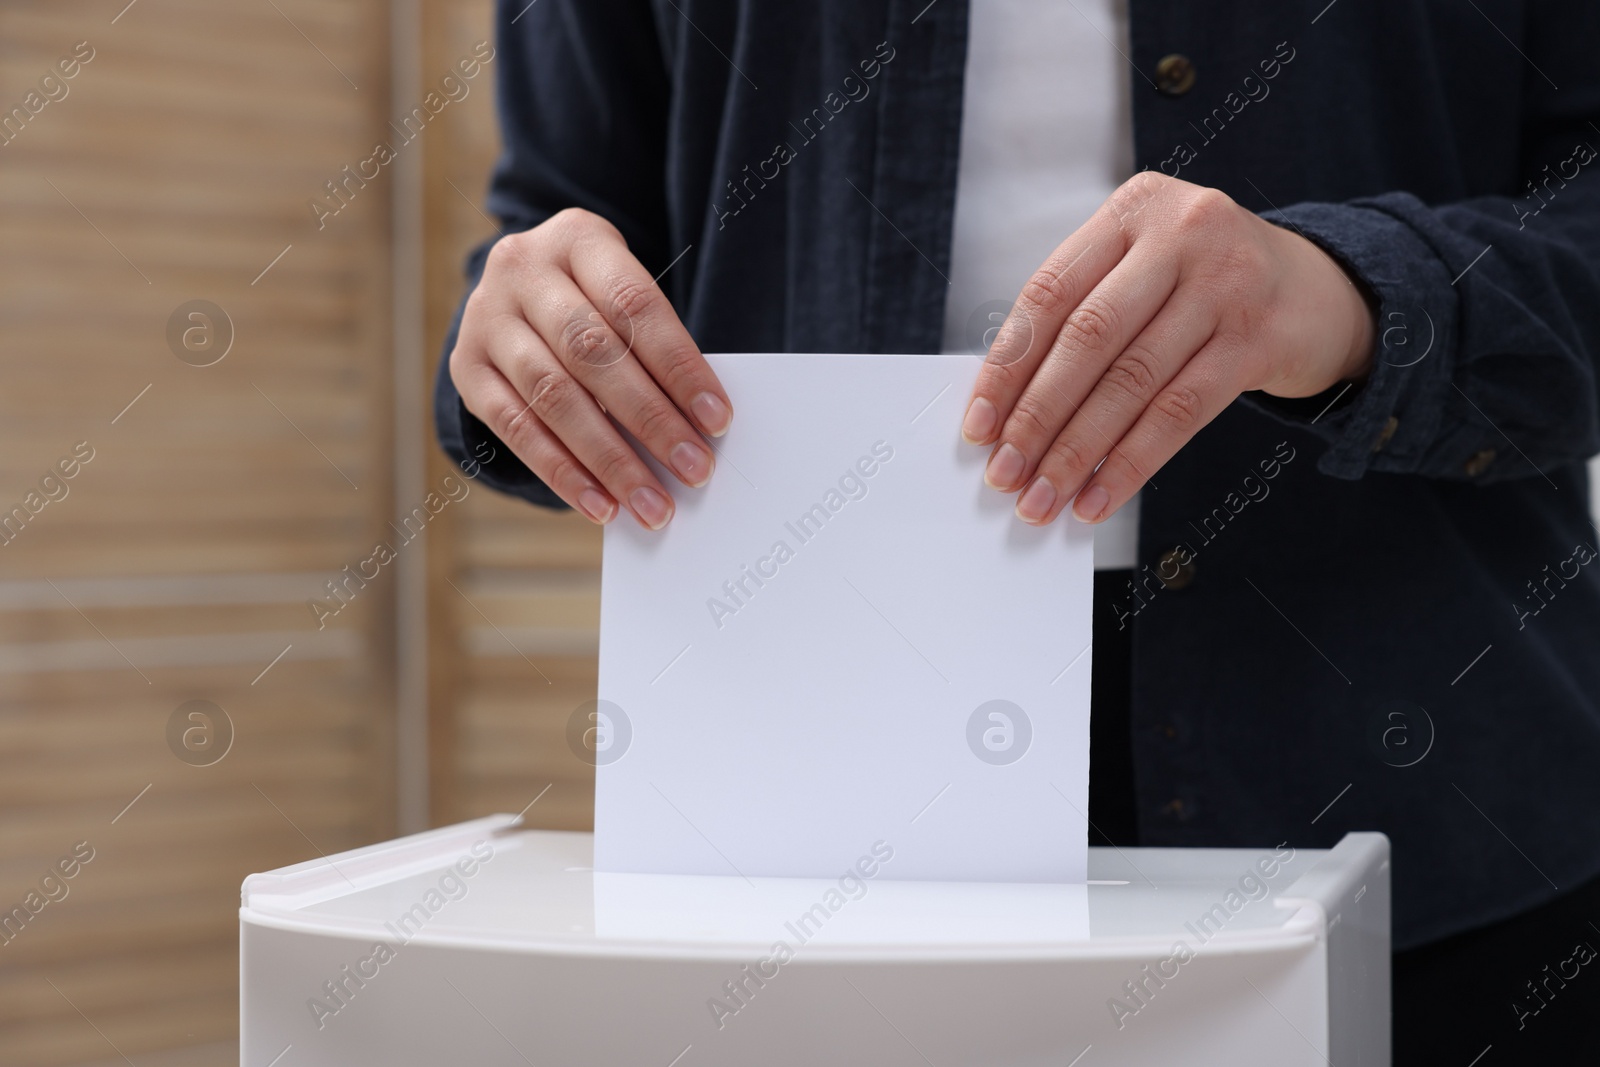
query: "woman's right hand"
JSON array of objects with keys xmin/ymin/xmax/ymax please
[{"xmin": 448, "ymin": 208, "xmax": 732, "ymax": 529}]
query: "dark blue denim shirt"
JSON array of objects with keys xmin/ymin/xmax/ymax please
[{"xmin": 436, "ymin": 0, "xmax": 1600, "ymax": 949}]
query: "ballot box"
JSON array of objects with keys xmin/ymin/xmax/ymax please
[{"xmin": 240, "ymin": 815, "xmax": 1389, "ymax": 1066}]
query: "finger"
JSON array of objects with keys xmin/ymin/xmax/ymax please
[
  {"xmin": 1069, "ymin": 340, "xmax": 1244, "ymax": 524},
  {"xmin": 452, "ymin": 348, "xmax": 619, "ymax": 525},
  {"xmin": 485, "ymin": 318, "xmax": 677, "ymax": 530},
  {"xmin": 1015, "ymin": 293, "xmax": 1217, "ymax": 525},
  {"xmin": 962, "ymin": 174, "xmax": 1167, "ymax": 446},
  {"xmin": 982, "ymin": 246, "xmax": 1179, "ymax": 493},
  {"xmin": 961, "ymin": 229, "xmax": 1129, "ymax": 447},
  {"xmin": 522, "ymin": 270, "xmax": 716, "ymax": 491},
  {"xmin": 567, "ymin": 232, "xmax": 733, "ymax": 437}
]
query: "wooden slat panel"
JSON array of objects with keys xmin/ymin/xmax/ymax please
[
  {"xmin": 0, "ymin": 0, "xmax": 397, "ymax": 1062},
  {"xmin": 455, "ymin": 656, "xmax": 599, "ymax": 831},
  {"xmin": 419, "ymin": 0, "xmax": 607, "ymax": 833}
]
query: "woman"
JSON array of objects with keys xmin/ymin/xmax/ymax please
[{"xmin": 437, "ymin": 1, "xmax": 1600, "ymax": 1057}]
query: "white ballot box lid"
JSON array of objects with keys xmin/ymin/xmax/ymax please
[
  {"xmin": 242, "ymin": 814, "xmax": 1373, "ymax": 958},
  {"xmin": 240, "ymin": 817, "xmax": 1390, "ymax": 1067}
]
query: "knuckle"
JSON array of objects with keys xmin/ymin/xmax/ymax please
[
  {"xmin": 633, "ymin": 399, "xmax": 682, "ymax": 443},
  {"xmin": 547, "ymin": 206, "xmax": 603, "ymax": 235},
  {"xmin": 983, "ymin": 311, "xmax": 1039, "ymax": 371},
  {"xmin": 492, "ymin": 401, "xmax": 542, "ymax": 456},
  {"xmin": 1112, "ymin": 171, "xmax": 1170, "ymax": 220},
  {"xmin": 484, "ymin": 232, "xmax": 531, "ymax": 274},
  {"xmin": 1123, "ymin": 170, "xmax": 1172, "ymax": 199},
  {"xmin": 1060, "ymin": 299, "xmax": 1120, "ymax": 352},
  {"xmin": 1152, "ymin": 384, "xmax": 1205, "ymax": 432},
  {"xmin": 654, "ymin": 344, "xmax": 705, "ymax": 390},
  {"xmin": 589, "ymin": 441, "xmax": 638, "ymax": 484},
  {"xmin": 606, "ymin": 276, "xmax": 660, "ymax": 327},
  {"xmin": 540, "ymin": 455, "xmax": 584, "ymax": 493},
  {"xmin": 447, "ymin": 339, "xmax": 478, "ymax": 387},
  {"xmin": 1049, "ymin": 433, "xmax": 1099, "ymax": 477},
  {"xmin": 1016, "ymin": 270, "xmax": 1072, "ymax": 319},
  {"xmin": 459, "ymin": 281, "xmax": 494, "ymax": 325},
  {"xmin": 557, "ymin": 311, "xmax": 616, "ymax": 369},
  {"xmin": 1102, "ymin": 348, "xmax": 1162, "ymax": 401},
  {"xmin": 1178, "ymin": 187, "xmax": 1235, "ymax": 231},
  {"xmin": 991, "ymin": 304, "xmax": 1036, "ymax": 350},
  {"xmin": 526, "ymin": 369, "xmax": 579, "ymax": 421},
  {"xmin": 1008, "ymin": 395, "xmax": 1058, "ymax": 443}
]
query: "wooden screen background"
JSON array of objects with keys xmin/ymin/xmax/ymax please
[
  {"xmin": 420, "ymin": 1, "xmax": 602, "ymax": 837},
  {"xmin": 0, "ymin": 0, "xmax": 592, "ymax": 1064}
]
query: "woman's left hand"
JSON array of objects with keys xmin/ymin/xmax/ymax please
[{"xmin": 961, "ymin": 171, "xmax": 1377, "ymax": 525}]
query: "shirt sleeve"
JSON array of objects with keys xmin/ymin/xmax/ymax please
[
  {"xmin": 433, "ymin": 0, "xmax": 672, "ymax": 509},
  {"xmin": 1242, "ymin": 6, "xmax": 1600, "ymax": 484}
]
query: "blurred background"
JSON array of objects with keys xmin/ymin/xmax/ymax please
[{"xmin": 1, "ymin": 2, "xmax": 595, "ymax": 1063}]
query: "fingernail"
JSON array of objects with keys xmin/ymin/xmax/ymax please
[
  {"xmin": 985, "ymin": 443, "xmax": 1026, "ymax": 490},
  {"xmin": 962, "ymin": 397, "xmax": 998, "ymax": 443},
  {"xmin": 578, "ymin": 488, "xmax": 615, "ymax": 524},
  {"xmin": 1016, "ymin": 477, "xmax": 1057, "ymax": 524},
  {"xmin": 691, "ymin": 392, "xmax": 732, "ymax": 436},
  {"xmin": 670, "ymin": 440, "xmax": 713, "ymax": 487},
  {"xmin": 1073, "ymin": 484, "xmax": 1110, "ymax": 523},
  {"xmin": 629, "ymin": 486, "xmax": 672, "ymax": 530}
]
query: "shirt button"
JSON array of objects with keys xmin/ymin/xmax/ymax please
[
  {"xmin": 1155, "ymin": 54, "xmax": 1196, "ymax": 96},
  {"xmin": 1157, "ymin": 546, "xmax": 1197, "ymax": 590},
  {"xmin": 1463, "ymin": 448, "xmax": 1497, "ymax": 477},
  {"xmin": 1372, "ymin": 415, "xmax": 1399, "ymax": 453}
]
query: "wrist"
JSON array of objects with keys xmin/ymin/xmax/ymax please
[
  {"xmin": 1256, "ymin": 220, "xmax": 1379, "ymax": 398},
  {"xmin": 1338, "ymin": 266, "xmax": 1378, "ymax": 383}
]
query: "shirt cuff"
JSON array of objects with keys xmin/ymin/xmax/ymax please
[{"xmin": 1242, "ymin": 196, "xmax": 1462, "ymax": 480}]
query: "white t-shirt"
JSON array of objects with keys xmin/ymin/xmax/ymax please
[{"xmin": 938, "ymin": 0, "xmax": 1138, "ymax": 569}]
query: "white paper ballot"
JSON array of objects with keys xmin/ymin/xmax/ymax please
[{"xmin": 594, "ymin": 354, "xmax": 1094, "ymax": 883}]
